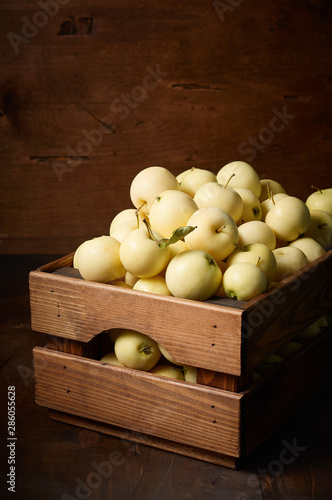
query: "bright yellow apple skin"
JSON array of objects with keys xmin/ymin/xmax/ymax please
[
  {"xmin": 217, "ymin": 161, "xmax": 262, "ymax": 198},
  {"xmin": 259, "ymin": 178, "xmax": 286, "ymax": 202},
  {"xmin": 100, "ymin": 352, "xmax": 124, "ymax": 366},
  {"xmin": 272, "ymin": 246, "xmax": 308, "ymax": 281},
  {"xmin": 222, "ymin": 262, "xmax": 267, "ymax": 301},
  {"xmin": 150, "ymin": 364, "xmax": 184, "ymax": 380},
  {"xmin": 185, "ymin": 207, "xmax": 239, "ymax": 261},
  {"xmin": 306, "ymin": 188, "xmax": 332, "ymax": 215},
  {"xmin": 304, "ymin": 209, "xmax": 332, "ymax": 250},
  {"xmin": 234, "ymin": 187, "xmax": 262, "ymax": 224},
  {"xmin": 130, "ymin": 166, "xmax": 179, "ymax": 214},
  {"xmin": 194, "ymin": 182, "xmax": 243, "ymax": 223},
  {"xmin": 73, "ymin": 239, "xmax": 90, "ymax": 269},
  {"xmin": 120, "ymin": 228, "xmax": 170, "ymax": 278},
  {"xmin": 110, "ymin": 208, "xmax": 145, "ymax": 234},
  {"xmin": 114, "ymin": 330, "xmax": 161, "ymax": 371},
  {"xmin": 158, "ymin": 344, "xmax": 182, "ymax": 365},
  {"xmin": 289, "ymin": 237, "xmax": 326, "ymax": 263},
  {"xmin": 149, "ymin": 189, "xmax": 198, "ymax": 238},
  {"xmin": 133, "ymin": 275, "xmax": 172, "ymax": 296},
  {"xmin": 265, "ymin": 196, "xmax": 311, "ymax": 242},
  {"xmin": 183, "ymin": 365, "xmax": 197, "ymax": 383},
  {"xmin": 226, "ymin": 243, "xmax": 277, "ymax": 283},
  {"xmin": 260, "ymin": 193, "xmax": 288, "ymax": 221},
  {"xmin": 78, "ymin": 235, "xmax": 126, "ymax": 283},
  {"xmin": 165, "ymin": 249, "xmax": 222, "ymax": 301},
  {"xmin": 178, "ymin": 167, "xmax": 218, "ymax": 197},
  {"xmin": 237, "ymin": 221, "xmax": 276, "ymax": 250}
]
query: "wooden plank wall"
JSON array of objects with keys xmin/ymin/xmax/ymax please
[{"xmin": 0, "ymin": 0, "xmax": 331, "ymax": 254}]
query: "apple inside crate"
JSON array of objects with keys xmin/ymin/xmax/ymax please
[{"xmin": 30, "ymin": 250, "xmax": 332, "ymax": 468}]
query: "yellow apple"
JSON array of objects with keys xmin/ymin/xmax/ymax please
[
  {"xmin": 226, "ymin": 243, "xmax": 277, "ymax": 283},
  {"xmin": 125, "ymin": 271, "xmax": 139, "ymax": 287},
  {"xmin": 149, "ymin": 189, "xmax": 198, "ymax": 238},
  {"xmin": 165, "ymin": 249, "xmax": 222, "ymax": 301},
  {"xmin": 110, "ymin": 220, "xmax": 148, "ymax": 243},
  {"xmin": 237, "ymin": 220, "xmax": 276, "ymax": 250},
  {"xmin": 222, "ymin": 262, "xmax": 267, "ymax": 300},
  {"xmin": 289, "ymin": 237, "xmax": 326, "ymax": 263},
  {"xmin": 185, "ymin": 207, "xmax": 239, "ymax": 261},
  {"xmin": 119, "ymin": 228, "xmax": 170, "ymax": 278},
  {"xmin": 114, "ymin": 330, "xmax": 161, "ymax": 371},
  {"xmin": 194, "ymin": 181, "xmax": 243, "ymax": 223},
  {"xmin": 233, "ymin": 187, "xmax": 262, "ymax": 223},
  {"xmin": 150, "ymin": 364, "xmax": 184, "ymax": 380},
  {"xmin": 133, "ymin": 275, "xmax": 172, "ymax": 296},
  {"xmin": 304, "ymin": 209, "xmax": 332, "ymax": 250},
  {"xmin": 306, "ymin": 187, "xmax": 332, "ymax": 215},
  {"xmin": 178, "ymin": 167, "xmax": 218, "ymax": 197},
  {"xmin": 216, "ymin": 161, "xmax": 261, "ymax": 198},
  {"xmin": 109, "ymin": 208, "xmax": 145, "ymax": 234},
  {"xmin": 77, "ymin": 235, "xmax": 126, "ymax": 283},
  {"xmin": 272, "ymin": 246, "xmax": 308, "ymax": 281},
  {"xmin": 130, "ymin": 166, "xmax": 179, "ymax": 214},
  {"xmin": 100, "ymin": 352, "xmax": 124, "ymax": 366},
  {"xmin": 183, "ymin": 365, "xmax": 197, "ymax": 383},
  {"xmin": 259, "ymin": 178, "xmax": 286, "ymax": 202},
  {"xmin": 158, "ymin": 344, "xmax": 182, "ymax": 365},
  {"xmin": 265, "ymin": 196, "xmax": 311, "ymax": 241},
  {"xmin": 260, "ymin": 193, "xmax": 288, "ymax": 221}
]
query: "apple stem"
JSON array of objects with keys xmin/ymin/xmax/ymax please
[
  {"xmin": 135, "ymin": 203, "xmax": 146, "ymax": 228},
  {"xmin": 319, "ymin": 222, "xmax": 327, "ymax": 229},
  {"xmin": 267, "ymin": 181, "xmax": 271, "ymax": 200},
  {"xmin": 311, "ymin": 185, "xmax": 323, "ymax": 194},
  {"xmin": 256, "ymin": 256, "xmax": 262, "ymax": 267},
  {"xmin": 224, "ymin": 173, "xmax": 236, "ymax": 189},
  {"xmin": 271, "ymin": 191, "xmax": 275, "ymax": 205},
  {"xmin": 216, "ymin": 225, "xmax": 226, "ymax": 233},
  {"xmin": 139, "ymin": 344, "xmax": 152, "ymax": 356},
  {"xmin": 143, "ymin": 217, "xmax": 159, "ymax": 243}
]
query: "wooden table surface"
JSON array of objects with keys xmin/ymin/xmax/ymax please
[{"xmin": 1, "ymin": 255, "xmax": 332, "ymax": 500}]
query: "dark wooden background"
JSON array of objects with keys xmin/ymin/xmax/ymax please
[
  {"xmin": 1, "ymin": 3, "xmax": 332, "ymax": 497},
  {"xmin": 0, "ymin": 0, "xmax": 331, "ymax": 254}
]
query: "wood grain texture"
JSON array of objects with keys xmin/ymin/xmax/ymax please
[
  {"xmin": 48, "ymin": 410, "xmax": 239, "ymax": 469},
  {"xmin": 29, "ymin": 267, "xmax": 244, "ymax": 375},
  {"xmin": 33, "ymin": 346, "xmax": 243, "ymax": 457},
  {"xmin": 244, "ymin": 328, "xmax": 332, "ymax": 454},
  {"xmin": 3, "ymin": 255, "xmax": 332, "ymax": 497},
  {"xmin": 197, "ymin": 368, "xmax": 255, "ymax": 392},
  {"xmin": 243, "ymin": 249, "xmax": 332, "ymax": 369},
  {"xmin": 1, "ymin": 1, "xmax": 332, "ymax": 254},
  {"xmin": 29, "ymin": 250, "xmax": 332, "ymax": 376}
]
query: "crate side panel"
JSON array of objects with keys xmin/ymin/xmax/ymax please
[
  {"xmin": 29, "ymin": 271, "xmax": 87, "ymax": 338},
  {"xmin": 243, "ymin": 250, "xmax": 332, "ymax": 369},
  {"xmin": 243, "ymin": 329, "xmax": 332, "ymax": 454},
  {"xmin": 33, "ymin": 347, "xmax": 242, "ymax": 457},
  {"xmin": 30, "ymin": 271, "xmax": 243, "ymax": 374}
]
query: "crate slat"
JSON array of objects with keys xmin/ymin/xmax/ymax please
[{"xmin": 33, "ymin": 347, "xmax": 243, "ymax": 457}]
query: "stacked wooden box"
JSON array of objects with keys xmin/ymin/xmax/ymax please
[{"xmin": 30, "ymin": 250, "xmax": 332, "ymax": 469}]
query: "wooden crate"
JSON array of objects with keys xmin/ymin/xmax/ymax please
[{"xmin": 30, "ymin": 250, "xmax": 332, "ymax": 468}]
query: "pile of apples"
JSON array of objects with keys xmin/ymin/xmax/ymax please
[
  {"xmin": 73, "ymin": 161, "xmax": 331, "ymax": 380},
  {"xmin": 100, "ymin": 329, "xmax": 197, "ymax": 382},
  {"xmin": 74, "ymin": 161, "xmax": 332, "ymax": 302}
]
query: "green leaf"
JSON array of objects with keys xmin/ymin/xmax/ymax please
[{"xmin": 157, "ymin": 225, "xmax": 197, "ymax": 249}]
